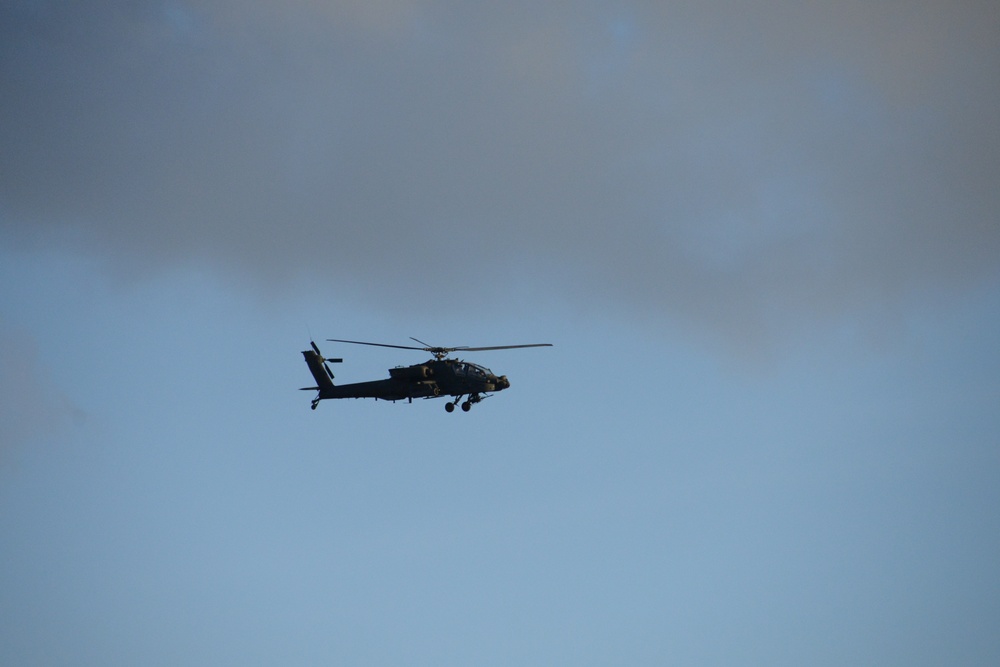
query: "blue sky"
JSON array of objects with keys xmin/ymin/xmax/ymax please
[{"xmin": 2, "ymin": 2, "xmax": 999, "ymax": 665}]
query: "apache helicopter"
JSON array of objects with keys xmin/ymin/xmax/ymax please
[{"xmin": 301, "ymin": 338, "xmax": 552, "ymax": 412}]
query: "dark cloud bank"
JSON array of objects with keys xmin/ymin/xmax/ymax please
[{"xmin": 3, "ymin": 1, "xmax": 998, "ymax": 343}]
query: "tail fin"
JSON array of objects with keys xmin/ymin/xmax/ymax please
[{"xmin": 301, "ymin": 341, "xmax": 341, "ymax": 395}]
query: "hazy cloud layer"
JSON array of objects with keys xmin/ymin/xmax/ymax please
[
  {"xmin": 3, "ymin": 1, "xmax": 998, "ymax": 341},
  {"xmin": 0, "ymin": 320, "xmax": 83, "ymax": 455}
]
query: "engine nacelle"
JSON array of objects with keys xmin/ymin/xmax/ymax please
[{"xmin": 389, "ymin": 365, "xmax": 433, "ymax": 381}]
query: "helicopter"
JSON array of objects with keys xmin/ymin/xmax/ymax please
[{"xmin": 301, "ymin": 338, "xmax": 552, "ymax": 412}]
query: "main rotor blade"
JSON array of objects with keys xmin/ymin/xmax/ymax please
[
  {"xmin": 410, "ymin": 338, "xmax": 552, "ymax": 353},
  {"xmin": 327, "ymin": 338, "xmax": 426, "ymax": 351},
  {"xmin": 458, "ymin": 344, "xmax": 553, "ymax": 352},
  {"xmin": 327, "ymin": 338, "xmax": 552, "ymax": 355}
]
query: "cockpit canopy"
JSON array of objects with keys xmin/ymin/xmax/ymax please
[{"xmin": 454, "ymin": 361, "xmax": 493, "ymax": 378}]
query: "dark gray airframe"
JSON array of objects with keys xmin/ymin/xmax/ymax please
[{"xmin": 301, "ymin": 339, "xmax": 551, "ymax": 412}]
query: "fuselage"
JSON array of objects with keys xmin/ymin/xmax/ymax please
[{"xmin": 315, "ymin": 357, "xmax": 509, "ymax": 402}]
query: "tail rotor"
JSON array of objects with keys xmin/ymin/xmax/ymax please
[{"xmin": 311, "ymin": 341, "xmax": 341, "ymax": 379}]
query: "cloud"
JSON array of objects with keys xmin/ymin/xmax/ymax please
[
  {"xmin": 0, "ymin": 321, "xmax": 84, "ymax": 457},
  {"xmin": 2, "ymin": 1, "xmax": 998, "ymax": 345}
]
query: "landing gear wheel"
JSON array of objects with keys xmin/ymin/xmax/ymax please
[
  {"xmin": 445, "ymin": 402, "xmax": 455, "ymax": 413},
  {"xmin": 461, "ymin": 401, "xmax": 471, "ymax": 412}
]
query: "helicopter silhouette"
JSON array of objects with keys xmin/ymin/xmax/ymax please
[{"xmin": 301, "ymin": 338, "xmax": 552, "ymax": 412}]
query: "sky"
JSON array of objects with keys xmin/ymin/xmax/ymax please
[{"xmin": 1, "ymin": 1, "xmax": 999, "ymax": 664}]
